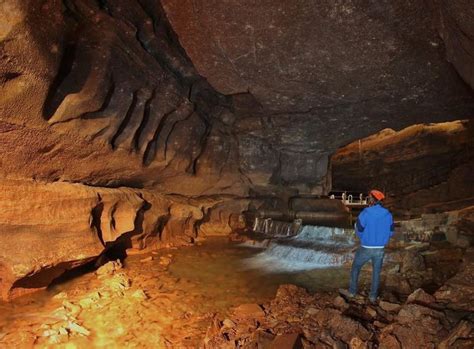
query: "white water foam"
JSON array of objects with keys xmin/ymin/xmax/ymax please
[{"xmin": 242, "ymin": 225, "xmax": 355, "ymax": 272}]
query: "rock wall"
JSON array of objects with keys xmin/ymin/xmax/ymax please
[
  {"xmin": 429, "ymin": 0, "xmax": 474, "ymax": 89},
  {"xmin": 1, "ymin": 0, "xmax": 474, "ymax": 196},
  {"xmin": 0, "ymin": 0, "xmax": 245, "ymax": 195},
  {"xmin": 0, "ymin": 179, "xmax": 248, "ymax": 300},
  {"xmin": 331, "ymin": 120, "xmax": 474, "ymax": 217},
  {"xmin": 399, "ymin": 206, "xmax": 474, "ymax": 247}
]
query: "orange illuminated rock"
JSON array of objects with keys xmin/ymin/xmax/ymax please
[
  {"xmin": 0, "ymin": 179, "xmax": 213, "ymax": 300},
  {"xmin": 233, "ymin": 303, "xmax": 265, "ymax": 319},
  {"xmin": 332, "ymin": 120, "xmax": 474, "ymax": 216}
]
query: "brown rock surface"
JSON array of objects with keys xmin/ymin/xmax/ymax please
[
  {"xmin": 430, "ymin": 0, "xmax": 474, "ymax": 89},
  {"xmin": 406, "ymin": 288, "xmax": 436, "ymax": 305},
  {"xmin": 204, "ymin": 284, "xmax": 474, "ymax": 348},
  {"xmin": 434, "ymin": 255, "xmax": 474, "ymax": 312},
  {"xmin": 162, "ymin": 0, "xmax": 474, "ymax": 180},
  {"xmin": 0, "ymin": 179, "xmax": 230, "ymax": 300},
  {"xmin": 0, "ymin": 180, "xmax": 103, "ymax": 299},
  {"xmin": 162, "ymin": 0, "xmax": 474, "ymax": 118},
  {"xmin": 0, "ymin": 0, "xmax": 244, "ymax": 195},
  {"xmin": 332, "ymin": 120, "xmax": 474, "ymax": 216}
]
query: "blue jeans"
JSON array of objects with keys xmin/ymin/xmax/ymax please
[{"xmin": 349, "ymin": 247, "xmax": 385, "ymax": 300}]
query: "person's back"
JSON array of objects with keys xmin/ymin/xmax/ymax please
[
  {"xmin": 356, "ymin": 203, "xmax": 393, "ymax": 248},
  {"xmin": 341, "ymin": 190, "xmax": 394, "ymax": 303}
]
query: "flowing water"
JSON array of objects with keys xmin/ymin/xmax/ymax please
[
  {"xmin": 164, "ymin": 225, "xmax": 356, "ymax": 312},
  {"xmin": 243, "ymin": 225, "xmax": 356, "ymax": 272}
]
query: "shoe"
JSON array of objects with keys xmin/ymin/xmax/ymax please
[
  {"xmin": 368, "ymin": 297, "xmax": 378, "ymax": 304},
  {"xmin": 338, "ymin": 288, "xmax": 356, "ymax": 299}
]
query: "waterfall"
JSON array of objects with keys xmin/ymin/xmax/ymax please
[{"xmin": 242, "ymin": 225, "xmax": 356, "ymax": 272}]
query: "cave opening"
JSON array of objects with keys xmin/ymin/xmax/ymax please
[{"xmin": 1, "ymin": 0, "xmax": 473, "ymax": 348}]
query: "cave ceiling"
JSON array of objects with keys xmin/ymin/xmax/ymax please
[
  {"xmin": 0, "ymin": 0, "xmax": 473, "ymax": 195},
  {"xmin": 162, "ymin": 0, "xmax": 474, "ymax": 147}
]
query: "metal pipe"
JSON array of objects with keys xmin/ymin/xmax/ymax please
[{"xmin": 257, "ymin": 210, "xmax": 349, "ymax": 226}]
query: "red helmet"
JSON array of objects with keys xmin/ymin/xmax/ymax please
[{"xmin": 370, "ymin": 189, "xmax": 385, "ymax": 201}]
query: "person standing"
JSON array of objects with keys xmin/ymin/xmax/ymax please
[{"xmin": 341, "ymin": 189, "xmax": 394, "ymax": 303}]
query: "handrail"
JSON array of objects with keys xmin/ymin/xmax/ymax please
[{"xmin": 329, "ymin": 191, "xmax": 369, "ymax": 206}]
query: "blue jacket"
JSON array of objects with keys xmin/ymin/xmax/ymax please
[{"xmin": 356, "ymin": 203, "xmax": 394, "ymax": 247}]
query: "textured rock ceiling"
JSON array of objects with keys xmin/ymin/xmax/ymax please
[
  {"xmin": 1, "ymin": 0, "xmax": 473, "ymax": 195},
  {"xmin": 162, "ymin": 0, "xmax": 474, "ymax": 148}
]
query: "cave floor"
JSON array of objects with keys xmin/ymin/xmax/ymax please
[{"xmin": 0, "ymin": 237, "xmax": 354, "ymax": 348}]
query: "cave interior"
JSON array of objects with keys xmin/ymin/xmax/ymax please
[{"xmin": 0, "ymin": 0, "xmax": 473, "ymax": 347}]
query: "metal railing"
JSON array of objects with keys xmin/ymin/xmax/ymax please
[{"xmin": 329, "ymin": 192, "xmax": 369, "ymax": 206}]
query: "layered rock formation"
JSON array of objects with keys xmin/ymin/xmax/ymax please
[
  {"xmin": 331, "ymin": 120, "xmax": 474, "ymax": 216},
  {"xmin": 0, "ymin": 0, "xmax": 246, "ymax": 195},
  {"xmin": 0, "ymin": 179, "xmax": 217, "ymax": 299}
]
